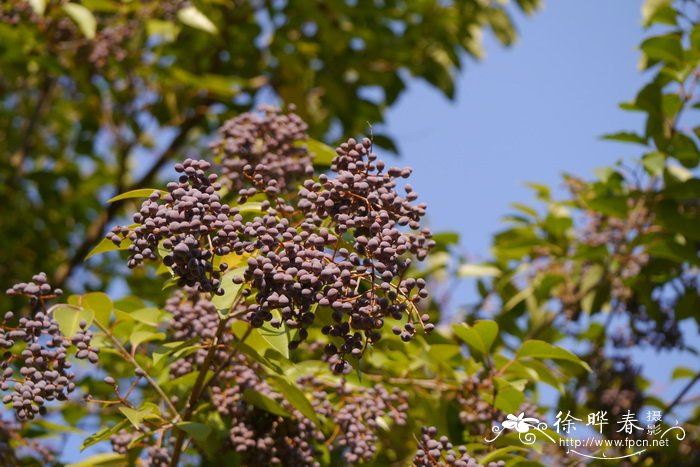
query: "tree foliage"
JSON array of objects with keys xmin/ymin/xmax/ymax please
[
  {"xmin": 1, "ymin": 0, "xmax": 699, "ymax": 466},
  {"xmin": 0, "ymin": 0, "xmax": 535, "ymax": 308}
]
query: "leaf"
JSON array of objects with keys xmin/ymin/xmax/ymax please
[
  {"xmin": 370, "ymin": 134, "xmax": 399, "ymax": 154},
  {"xmin": 119, "ymin": 407, "xmax": 150, "ymax": 430},
  {"xmin": 642, "ymin": 151, "xmax": 666, "ymax": 176},
  {"xmin": 66, "ymin": 453, "xmax": 127, "ymax": 467},
  {"xmin": 124, "ymin": 307, "xmax": 161, "ymax": 326},
  {"xmin": 62, "ymin": 3, "xmax": 97, "ymax": 39},
  {"xmin": 640, "ymin": 34, "xmax": 683, "ymax": 63},
  {"xmin": 211, "ymin": 267, "xmax": 246, "ymax": 317},
  {"xmin": 153, "ymin": 341, "xmax": 197, "ymax": 367},
  {"xmin": 28, "ymin": 0, "xmax": 47, "ymax": 15},
  {"xmin": 493, "ymin": 378, "xmax": 525, "ymax": 414},
  {"xmin": 672, "ymin": 367, "xmax": 696, "ymax": 380},
  {"xmin": 85, "ymin": 235, "xmax": 132, "ymax": 260},
  {"xmin": 239, "ymin": 202, "xmax": 263, "ymax": 214},
  {"xmin": 176, "ymin": 422, "xmax": 212, "ymax": 442},
  {"xmin": 306, "ymin": 139, "xmax": 337, "ymax": 167},
  {"xmin": 642, "ymin": 0, "xmax": 677, "ymax": 27},
  {"xmin": 516, "ymin": 340, "xmax": 591, "ymax": 371},
  {"xmin": 453, "ymin": 321, "xmax": 499, "ymax": 356},
  {"xmin": 601, "ymin": 131, "xmax": 648, "ymax": 145},
  {"xmin": 108, "ymin": 188, "xmax": 165, "ymax": 203},
  {"xmin": 177, "ymin": 6, "xmax": 218, "ymax": 34},
  {"xmin": 146, "ymin": 19, "xmax": 180, "ymax": 42},
  {"xmin": 243, "ymin": 388, "xmax": 291, "ymax": 417},
  {"xmin": 81, "ymin": 420, "xmax": 129, "ymax": 451},
  {"xmin": 35, "ymin": 419, "xmax": 85, "ymax": 435},
  {"xmin": 457, "ymin": 263, "xmax": 501, "ymax": 278},
  {"xmin": 427, "ymin": 344, "xmax": 462, "ymax": 362},
  {"xmin": 269, "ymin": 375, "xmax": 320, "ymax": 426},
  {"xmin": 480, "ymin": 445, "xmax": 530, "ymax": 464},
  {"xmin": 130, "ymin": 330, "xmax": 165, "ymax": 349},
  {"xmin": 83, "ymin": 292, "xmax": 113, "ymax": 326},
  {"xmin": 53, "ymin": 305, "xmax": 94, "ymax": 338}
]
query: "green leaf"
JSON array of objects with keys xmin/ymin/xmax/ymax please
[
  {"xmin": 130, "ymin": 330, "xmax": 165, "ymax": 349},
  {"xmin": 269, "ymin": 375, "xmax": 320, "ymax": 426},
  {"xmin": 123, "ymin": 307, "xmax": 162, "ymax": 326},
  {"xmin": 53, "ymin": 305, "xmax": 94, "ymax": 338},
  {"xmin": 119, "ymin": 407, "xmax": 150, "ymax": 430},
  {"xmin": 426, "ymin": 344, "xmax": 462, "ymax": 362},
  {"xmin": 453, "ymin": 321, "xmax": 499, "ymax": 356},
  {"xmin": 62, "ymin": 3, "xmax": 97, "ymax": 39},
  {"xmin": 108, "ymin": 188, "xmax": 165, "ymax": 203},
  {"xmin": 176, "ymin": 422, "xmax": 212, "ymax": 442},
  {"xmin": 642, "ymin": 0, "xmax": 677, "ymax": 27},
  {"xmin": 146, "ymin": 19, "xmax": 181, "ymax": 42},
  {"xmin": 28, "ymin": 0, "xmax": 47, "ymax": 15},
  {"xmin": 642, "ymin": 151, "xmax": 666, "ymax": 175},
  {"xmin": 81, "ymin": 420, "xmax": 129, "ymax": 451},
  {"xmin": 672, "ymin": 367, "xmax": 696, "ymax": 380},
  {"xmin": 66, "ymin": 453, "xmax": 126, "ymax": 467},
  {"xmin": 516, "ymin": 340, "xmax": 591, "ymax": 371},
  {"xmin": 480, "ymin": 445, "xmax": 530, "ymax": 464},
  {"xmin": 177, "ymin": 6, "xmax": 218, "ymax": 34},
  {"xmin": 306, "ymin": 138, "xmax": 337, "ymax": 167},
  {"xmin": 640, "ymin": 34, "xmax": 683, "ymax": 63},
  {"xmin": 35, "ymin": 419, "xmax": 85, "ymax": 435},
  {"xmin": 457, "ymin": 263, "xmax": 501, "ymax": 278},
  {"xmin": 601, "ymin": 131, "xmax": 648, "ymax": 145},
  {"xmin": 85, "ymin": 235, "xmax": 132, "ymax": 260},
  {"xmin": 83, "ymin": 292, "xmax": 113, "ymax": 326},
  {"xmin": 211, "ymin": 267, "xmax": 246, "ymax": 317},
  {"xmin": 243, "ymin": 388, "xmax": 291, "ymax": 417},
  {"xmin": 153, "ymin": 341, "xmax": 197, "ymax": 367},
  {"xmin": 493, "ymin": 378, "xmax": 525, "ymax": 413}
]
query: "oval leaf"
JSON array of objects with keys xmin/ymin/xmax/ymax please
[
  {"xmin": 62, "ymin": 3, "xmax": 97, "ymax": 39},
  {"xmin": 177, "ymin": 6, "xmax": 218, "ymax": 34},
  {"xmin": 108, "ymin": 188, "xmax": 165, "ymax": 203},
  {"xmin": 53, "ymin": 305, "xmax": 94, "ymax": 338}
]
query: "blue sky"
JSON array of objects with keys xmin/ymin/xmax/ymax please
[{"xmin": 385, "ymin": 0, "xmax": 647, "ymax": 256}]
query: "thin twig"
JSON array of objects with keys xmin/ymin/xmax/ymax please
[
  {"xmin": 90, "ymin": 317, "xmax": 179, "ymax": 418},
  {"xmin": 53, "ymin": 112, "xmax": 206, "ymax": 287},
  {"xmin": 663, "ymin": 371, "xmax": 700, "ymax": 419}
]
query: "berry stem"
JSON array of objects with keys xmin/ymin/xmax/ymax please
[
  {"xmin": 169, "ymin": 294, "xmax": 242, "ymax": 466},
  {"xmin": 90, "ymin": 317, "xmax": 179, "ymax": 418}
]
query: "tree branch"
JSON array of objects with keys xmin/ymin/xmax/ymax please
[
  {"xmin": 662, "ymin": 371, "xmax": 700, "ymax": 419},
  {"xmin": 53, "ymin": 112, "xmax": 206, "ymax": 287}
]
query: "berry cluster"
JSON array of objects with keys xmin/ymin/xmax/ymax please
[
  {"xmin": 241, "ymin": 136, "xmax": 435, "ymax": 370},
  {"xmin": 456, "ymin": 376, "xmax": 495, "ymax": 433},
  {"xmin": 210, "ymin": 355, "xmax": 323, "ymax": 466},
  {"xmin": 1, "ymin": 277, "xmax": 97, "ymax": 420},
  {"xmin": 5, "ymin": 272, "xmax": 62, "ymax": 305},
  {"xmin": 414, "ymin": 427, "xmax": 505, "ymax": 467},
  {"xmin": 584, "ymin": 352, "xmax": 644, "ymax": 440},
  {"xmin": 210, "ymin": 105, "xmax": 313, "ymax": 201},
  {"xmin": 144, "ymin": 445, "xmax": 171, "ymax": 467},
  {"xmin": 110, "ymin": 429, "xmax": 137, "ymax": 455},
  {"xmin": 113, "ymin": 115, "xmax": 435, "ymax": 372},
  {"xmin": 0, "ymin": 419, "xmax": 56, "ymax": 466},
  {"xmin": 308, "ymin": 378, "xmax": 409, "ymax": 463},
  {"xmin": 108, "ymin": 159, "xmax": 237, "ymax": 293},
  {"xmin": 164, "ymin": 287, "xmax": 237, "ymax": 377},
  {"xmin": 0, "ymin": 310, "xmax": 74, "ymax": 420}
]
